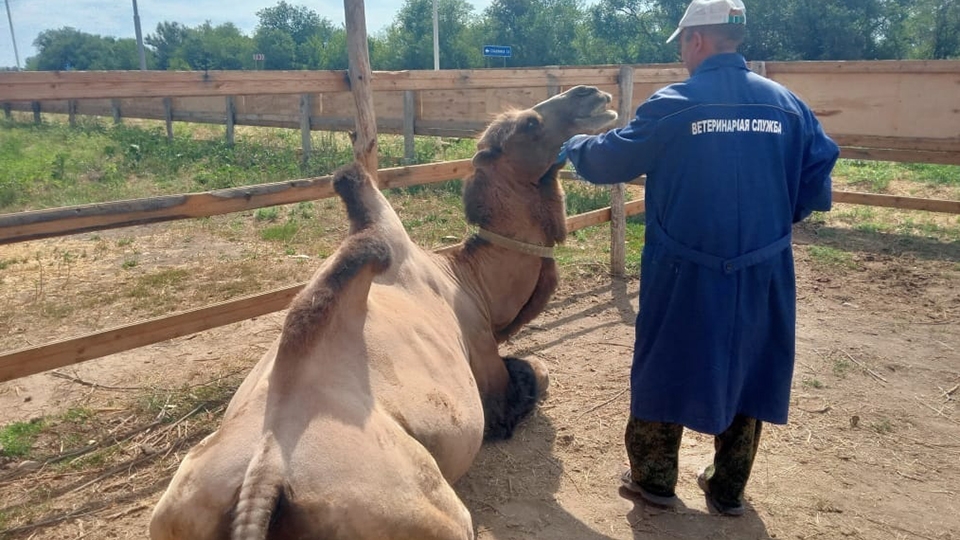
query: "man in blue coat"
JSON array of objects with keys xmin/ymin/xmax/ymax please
[{"xmin": 559, "ymin": 0, "xmax": 839, "ymax": 516}]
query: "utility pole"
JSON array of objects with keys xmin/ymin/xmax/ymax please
[
  {"xmin": 4, "ymin": 0, "xmax": 21, "ymax": 70},
  {"xmin": 132, "ymin": 0, "xmax": 147, "ymax": 70},
  {"xmin": 432, "ymin": 0, "xmax": 439, "ymax": 70}
]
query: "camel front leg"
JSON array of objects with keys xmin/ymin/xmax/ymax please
[{"xmin": 482, "ymin": 356, "xmax": 549, "ymax": 441}]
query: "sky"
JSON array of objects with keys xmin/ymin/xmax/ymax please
[{"xmin": 0, "ymin": 0, "xmax": 499, "ymax": 69}]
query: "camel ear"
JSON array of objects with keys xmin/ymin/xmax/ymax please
[{"xmin": 472, "ymin": 147, "xmax": 501, "ymax": 168}]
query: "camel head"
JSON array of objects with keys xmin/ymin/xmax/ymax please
[
  {"xmin": 465, "ymin": 86, "xmax": 617, "ymax": 245},
  {"xmin": 472, "ymin": 85, "xmax": 617, "ymax": 178}
]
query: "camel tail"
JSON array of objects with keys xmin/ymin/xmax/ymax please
[{"xmin": 231, "ymin": 435, "xmax": 284, "ymax": 540}]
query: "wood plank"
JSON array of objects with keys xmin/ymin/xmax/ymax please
[
  {"xmin": 839, "ymin": 146, "xmax": 960, "ymax": 166},
  {"xmin": 566, "ymin": 200, "xmax": 646, "ymax": 233},
  {"xmin": 344, "ymin": 0, "xmax": 380, "ymax": 181},
  {"xmin": 765, "ymin": 59, "xmax": 960, "ymax": 74},
  {"xmin": 378, "ymin": 159, "xmax": 472, "ymax": 189},
  {"xmin": 0, "ymin": 285, "xmax": 303, "ymax": 384},
  {"xmin": 225, "ymin": 96, "xmax": 236, "ymax": 145},
  {"xmin": 300, "ymin": 93, "xmax": 312, "ymax": 164},
  {"xmin": 0, "ymin": 161, "xmax": 472, "ymax": 245},
  {"xmin": 163, "ymin": 97, "xmax": 173, "ymax": 140},
  {"xmin": 609, "ymin": 65, "xmax": 633, "ymax": 277},
  {"xmin": 833, "ymin": 135, "xmax": 960, "ymax": 153},
  {"xmin": 832, "ymin": 190, "xmax": 960, "ymax": 214},
  {"xmin": 0, "ymin": 68, "xmax": 624, "ymax": 101},
  {"xmin": 67, "ymin": 100, "xmax": 77, "ymax": 126},
  {"xmin": 403, "ymin": 90, "xmax": 416, "ymax": 165}
]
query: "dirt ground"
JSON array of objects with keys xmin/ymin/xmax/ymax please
[{"xmin": 1, "ymin": 216, "xmax": 959, "ymax": 540}]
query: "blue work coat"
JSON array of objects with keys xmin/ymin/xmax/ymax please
[{"xmin": 565, "ymin": 53, "xmax": 839, "ymax": 434}]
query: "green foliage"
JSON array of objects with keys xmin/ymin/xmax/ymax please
[
  {"xmin": 564, "ymin": 180, "xmax": 611, "ymax": 215},
  {"xmin": 19, "ymin": 0, "xmax": 960, "ymax": 73},
  {"xmin": 255, "ymin": 207, "xmax": 282, "ymax": 222},
  {"xmin": 0, "ymin": 419, "xmax": 45, "ymax": 457},
  {"xmin": 28, "ymin": 27, "xmax": 154, "ymax": 70},
  {"xmin": 380, "ymin": 0, "xmax": 482, "ymax": 70}
]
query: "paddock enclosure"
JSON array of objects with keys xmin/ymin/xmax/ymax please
[{"xmin": 1, "ymin": 61, "xmax": 959, "ymax": 539}]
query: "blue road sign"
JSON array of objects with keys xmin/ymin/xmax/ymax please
[{"xmin": 483, "ymin": 45, "xmax": 512, "ymax": 58}]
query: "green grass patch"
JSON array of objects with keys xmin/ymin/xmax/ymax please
[
  {"xmin": 832, "ymin": 356, "xmax": 852, "ymax": 378},
  {"xmin": 902, "ymin": 163, "xmax": 960, "ymax": 187},
  {"xmin": 59, "ymin": 407, "xmax": 94, "ymax": 424},
  {"xmin": 0, "ymin": 419, "xmax": 45, "ymax": 458},
  {"xmin": 808, "ymin": 245, "xmax": 857, "ymax": 269},
  {"xmin": 260, "ymin": 221, "xmax": 301, "ymax": 242},
  {"xmin": 564, "ymin": 180, "xmax": 611, "ymax": 215},
  {"xmin": 833, "ymin": 160, "xmax": 898, "ymax": 192}
]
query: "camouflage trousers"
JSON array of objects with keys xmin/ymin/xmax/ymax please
[{"xmin": 624, "ymin": 414, "xmax": 762, "ymax": 506}]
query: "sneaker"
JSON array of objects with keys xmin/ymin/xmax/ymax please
[
  {"xmin": 620, "ymin": 470, "xmax": 679, "ymax": 508},
  {"xmin": 697, "ymin": 469, "xmax": 745, "ymax": 516}
]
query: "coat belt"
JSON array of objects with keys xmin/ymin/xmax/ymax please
[{"xmin": 647, "ymin": 220, "xmax": 791, "ymax": 274}]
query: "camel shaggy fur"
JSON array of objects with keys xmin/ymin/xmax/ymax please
[{"xmin": 149, "ymin": 85, "xmax": 617, "ymax": 540}]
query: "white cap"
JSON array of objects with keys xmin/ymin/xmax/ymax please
[{"xmin": 666, "ymin": 0, "xmax": 746, "ymax": 43}]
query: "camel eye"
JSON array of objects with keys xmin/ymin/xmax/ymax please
[{"xmin": 523, "ymin": 116, "xmax": 541, "ymax": 132}]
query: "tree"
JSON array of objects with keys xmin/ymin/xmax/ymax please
[
  {"xmin": 173, "ymin": 22, "xmax": 255, "ymax": 70},
  {"xmin": 380, "ymin": 0, "xmax": 481, "ymax": 70},
  {"xmin": 254, "ymin": 1, "xmax": 338, "ymax": 69},
  {"xmin": 146, "ymin": 22, "xmax": 189, "ymax": 70},
  {"xmin": 28, "ymin": 27, "xmax": 152, "ymax": 70},
  {"xmin": 481, "ymin": 0, "xmax": 585, "ymax": 67}
]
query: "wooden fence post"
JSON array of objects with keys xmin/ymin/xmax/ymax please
[
  {"xmin": 2, "ymin": 102, "xmax": 10, "ymax": 120},
  {"xmin": 610, "ymin": 65, "xmax": 634, "ymax": 277},
  {"xmin": 31, "ymin": 101, "xmax": 41, "ymax": 124},
  {"xmin": 111, "ymin": 99, "xmax": 122, "ymax": 125},
  {"xmin": 163, "ymin": 98, "xmax": 173, "ymax": 140},
  {"xmin": 225, "ymin": 96, "xmax": 236, "ymax": 146},
  {"xmin": 403, "ymin": 90, "xmax": 416, "ymax": 165},
  {"xmin": 344, "ymin": 0, "xmax": 379, "ymax": 183},
  {"xmin": 300, "ymin": 93, "xmax": 313, "ymax": 167},
  {"xmin": 547, "ymin": 74, "xmax": 560, "ymax": 97},
  {"xmin": 68, "ymin": 100, "xmax": 78, "ymax": 127}
]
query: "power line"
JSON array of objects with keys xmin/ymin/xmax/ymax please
[{"xmin": 4, "ymin": 0, "xmax": 21, "ymax": 69}]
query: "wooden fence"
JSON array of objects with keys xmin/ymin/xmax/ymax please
[
  {"xmin": 3, "ymin": 61, "xmax": 959, "ymax": 165},
  {"xmin": 1, "ymin": 61, "xmax": 959, "ymax": 384}
]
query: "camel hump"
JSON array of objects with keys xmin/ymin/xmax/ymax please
[
  {"xmin": 231, "ymin": 434, "xmax": 284, "ymax": 540},
  {"xmin": 278, "ymin": 231, "xmax": 392, "ymax": 358}
]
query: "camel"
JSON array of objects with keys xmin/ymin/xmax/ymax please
[{"xmin": 149, "ymin": 85, "xmax": 617, "ymax": 540}]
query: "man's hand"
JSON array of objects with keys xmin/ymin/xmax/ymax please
[{"xmin": 556, "ymin": 135, "xmax": 590, "ymax": 166}]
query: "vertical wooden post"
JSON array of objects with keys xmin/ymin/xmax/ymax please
[
  {"xmin": 68, "ymin": 100, "xmax": 78, "ymax": 127},
  {"xmin": 2, "ymin": 102, "xmax": 11, "ymax": 120},
  {"xmin": 225, "ymin": 96, "xmax": 236, "ymax": 146},
  {"xmin": 403, "ymin": 90, "xmax": 416, "ymax": 165},
  {"xmin": 747, "ymin": 61, "xmax": 767, "ymax": 78},
  {"xmin": 111, "ymin": 99, "xmax": 122, "ymax": 125},
  {"xmin": 343, "ymin": 0, "xmax": 379, "ymax": 182},
  {"xmin": 163, "ymin": 98, "xmax": 173, "ymax": 140},
  {"xmin": 547, "ymin": 74, "xmax": 560, "ymax": 98},
  {"xmin": 31, "ymin": 101, "xmax": 41, "ymax": 124},
  {"xmin": 300, "ymin": 93, "xmax": 313, "ymax": 167},
  {"xmin": 610, "ymin": 65, "xmax": 634, "ymax": 277}
]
